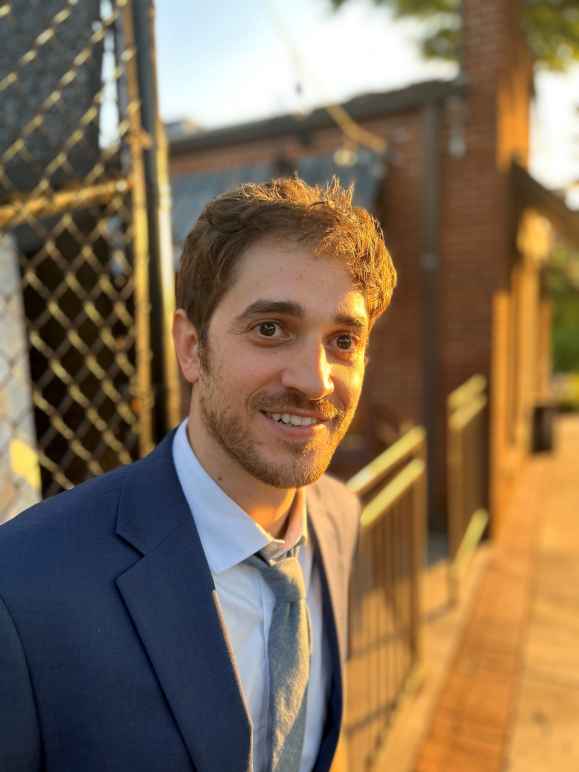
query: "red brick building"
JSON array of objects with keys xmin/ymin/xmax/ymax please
[{"xmin": 168, "ymin": 0, "xmax": 579, "ymax": 528}]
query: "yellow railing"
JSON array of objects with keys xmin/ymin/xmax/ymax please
[
  {"xmin": 447, "ymin": 375, "xmax": 489, "ymax": 603},
  {"xmin": 341, "ymin": 426, "xmax": 427, "ymax": 771}
]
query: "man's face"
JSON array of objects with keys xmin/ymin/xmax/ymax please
[{"xmin": 178, "ymin": 237, "xmax": 370, "ymax": 490}]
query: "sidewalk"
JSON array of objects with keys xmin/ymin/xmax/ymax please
[{"xmin": 377, "ymin": 413, "xmax": 579, "ymax": 772}]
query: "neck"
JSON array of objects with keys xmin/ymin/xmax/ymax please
[
  {"xmin": 186, "ymin": 421, "xmax": 295, "ymax": 538},
  {"xmin": 243, "ymin": 494, "xmax": 296, "ymax": 539}
]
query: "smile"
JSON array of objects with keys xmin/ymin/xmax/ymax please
[{"xmin": 262, "ymin": 412, "xmax": 322, "ymax": 428}]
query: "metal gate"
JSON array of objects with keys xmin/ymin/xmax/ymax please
[{"xmin": 0, "ymin": 1, "xmax": 162, "ymax": 522}]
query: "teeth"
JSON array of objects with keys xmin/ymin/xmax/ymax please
[{"xmin": 267, "ymin": 413, "xmax": 317, "ymax": 427}]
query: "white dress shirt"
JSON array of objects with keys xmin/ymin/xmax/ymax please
[{"xmin": 172, "ymin": 420, "xmax": 331, "ymax": 772}]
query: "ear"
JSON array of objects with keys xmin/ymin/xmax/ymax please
[{"xmin": 172, "ymin": 309, "xmax": 202, "ymax": 385}]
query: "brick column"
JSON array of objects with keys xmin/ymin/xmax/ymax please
[
  {"xmin": 436, "ymin": 0, "xmax": 533, "ymax": 516},
  {"xmin": 443, "ymin": 0, "xmax": 533, "ymax": 378}
]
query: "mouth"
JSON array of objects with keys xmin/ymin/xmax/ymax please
[{"xmin": 260, "ymin": 410, "xmax": 330, "ymax": 435}]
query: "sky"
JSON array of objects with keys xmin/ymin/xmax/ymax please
[{"xmin": 154, "ymin": 0, "xmax": 579, "ymax": 197}]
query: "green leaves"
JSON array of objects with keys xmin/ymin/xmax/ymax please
[
  {"xmin": 389, "ymin": 0, "xmax": 460, "ymax": 19},
  {"xmin": 524, "ymin": 0, "xmax": 579, "ymax": 70},
  {"xmin": 329, "ymin": 0, "xmax": 579, "ymax": 71},
  {"xmin": 547, "ymin": 243, "xmax": 579, "ymax": 372},
  {"xmin": 421, "ymin": 26, "xmax": 460, "ymax": 61}
]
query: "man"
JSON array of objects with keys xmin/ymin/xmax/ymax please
[{"xmin": 0, "ymin": 177, "xmax": 396, "ymax": 771}]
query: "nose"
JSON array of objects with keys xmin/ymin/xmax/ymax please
[{"xmin": 280, "ymin": 339, "xmax": 334, "ymax": 400}]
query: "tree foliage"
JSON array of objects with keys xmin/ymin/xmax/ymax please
[
  {"xmin": 330, "ymin": 0, "xmax": 579, "ymax": 71},
  {"xmin": 546, "ymin": 242, "xmax": 579, "ymax": 373}
]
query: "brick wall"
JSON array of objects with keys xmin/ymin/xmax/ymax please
[{"xmin": 364, "ymin": 112, "xmax": 425, "ymax": 429}]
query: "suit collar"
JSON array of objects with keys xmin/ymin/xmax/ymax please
[
  {"xmin": 115, "ymin": 431, "xmax": 252, "ymax": 771},
  {"xmin": 306, "ymin": 481, "xmax": 346, "ymax": 769},
  {"xmin": 307, "ymin": 480, "xmax": 348, "ymax": 666},
  {"xmin": 115, "ymin": 429, "xmax": 188, "ymax": 555}
]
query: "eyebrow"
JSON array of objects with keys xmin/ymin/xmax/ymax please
[
  {"xmin": 236, "ymin": 300, "xmax": 304, "ymax": 321},
  {"xmin": 334, "ymin": 313, "xmax": 368, "ymax": 331},
  {"xmin": 234, "ymin": 299, "xmax": 368, "ymax": 330}
]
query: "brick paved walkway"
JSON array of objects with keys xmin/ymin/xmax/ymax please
[{"xmin": 412, "ymin": 414, "xmax": 579, "ymax": 772}]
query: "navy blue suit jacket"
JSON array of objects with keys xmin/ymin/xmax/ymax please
[{"xmin": 0, "ymin": 431, "xmax": 360, "ymax": 771}]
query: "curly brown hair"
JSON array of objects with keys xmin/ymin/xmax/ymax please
[{"xmin": 176, "ymin": 176, "xmax": 396, "ymax": 344}]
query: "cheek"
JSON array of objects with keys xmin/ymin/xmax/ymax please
[
  {"xmin": 213, "ymin": 360, "xmax": 274, "ymax": 402},
  {"xmin": 341, "ymin": 365, "xmax": 365, "ymax": 402},
  {"xmin": 238, "ymin": 354, "xmax": 284, "ymax": 388}
]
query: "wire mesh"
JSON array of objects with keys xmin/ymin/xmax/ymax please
[{"xmin": 0, "ymin": 0, "xmax": 152, "ymax": 523}]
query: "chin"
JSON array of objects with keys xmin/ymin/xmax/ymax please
[{"xmin": 246, "ymin": 452, "xmax": 333, "ymax": 489}]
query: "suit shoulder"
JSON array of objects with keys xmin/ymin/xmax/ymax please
[
  {"xmin": 311, "ymin": 473, "xmax": 361, "ymax": 519},
  {"xmin": 309, "ymin": 474, "xmax": 361, "ymax": 576},
  {"xmin": 309, "ymin": 473, "xmax": 362, "ymax": 554},
  {"xmin": 0, "ymin": 462, "xmax": 129, "ymax": 566}
]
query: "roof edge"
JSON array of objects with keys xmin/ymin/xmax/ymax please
[
  {"xmin": 169, "ymin": 78, "xmax": 465, "ymax": 157},
  {"xmin": 512, "ymin": 162, "xmax": 579, "ymax": 248}
]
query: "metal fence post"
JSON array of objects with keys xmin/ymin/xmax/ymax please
[{"xmin": 131, "ymin": 0, "xmax": 181, "ymax": 440}]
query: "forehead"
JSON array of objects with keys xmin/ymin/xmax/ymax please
[{"xmin": 217, "ymin": 236, "xmax": 368, "ymax": 322}]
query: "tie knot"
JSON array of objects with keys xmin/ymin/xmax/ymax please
[{"xmin": 246, "ymin": 554, "xmax": 305, "ymax": 604}]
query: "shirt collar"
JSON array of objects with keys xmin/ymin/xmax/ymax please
[
  {"xmin": 260, "ymin": 488, "xmax": 307, "ymax": 565},
  {"xmin": 172, "ymin": 420, "xmax": 307, "ymax": 574}
]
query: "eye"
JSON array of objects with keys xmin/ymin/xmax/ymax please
[
  {"xmin": 336, "ymin": 333, "xmax": 354, "ymax": 350},
  {"xmin": 333, "ymin": 332, "xmax": 366, "ymax": 360},
  {"xmin": 256, "ymin": 321, "xmax": 280, "ymax": 337},
  {"xmin": 249, "ymin": 320, "xmax": 292, "ymax": 344}
]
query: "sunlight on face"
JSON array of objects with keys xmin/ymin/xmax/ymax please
[{"xmin": 190, "ymin": 237, "xmax": 369, "ymax": 490}]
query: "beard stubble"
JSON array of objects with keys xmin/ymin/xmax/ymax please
[{"xmin": 197, "ymin": 357, "xmax": 357, "ymax": 488}]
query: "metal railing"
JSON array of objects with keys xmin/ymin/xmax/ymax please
[
  {"xmin": 447, "ymin": 375, "xmax": 489, "ymax": 603},
  {"xmin": 0, "ymin": 1, "xmax": 157, "ymax": 523},
  {"xmin": 342, "ymin": 426, "xmax": 427, "ymax": 771}
]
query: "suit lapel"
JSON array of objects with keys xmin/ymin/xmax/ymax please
[
  {"xmin": 115, "ymin": 434, "xmax": 252, "ymax": 772},
  {"xmin": 307, "ymin": 481, "xmax": 348, "ymax": 667},
  {"xmin": 307, "ymin": 482, "xmax": 347, "ymax": 771}
]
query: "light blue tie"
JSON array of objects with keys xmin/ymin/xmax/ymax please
[{"xmin": 247, "ymin": 554, "xmax": 310, "ymax": 772}]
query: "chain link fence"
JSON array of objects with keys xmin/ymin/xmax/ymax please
[{"xmin": 0, "ymin": 0, "xmax": 155, "ymax": 522}]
